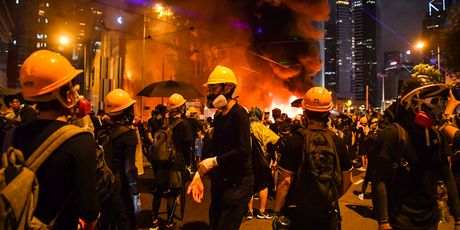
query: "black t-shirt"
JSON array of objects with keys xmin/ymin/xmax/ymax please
[
  {"xmin": 13, "ymin": 120, "xmax": 99, "ymax": 229},
  {"xmin": 278, "ymin": 129, "xmax": 353, "ymax": 174},
  {"xmin": 278, "ymin": 129, "xmax": 352, "ymax": 215},
  {"xmin": 373, "ymin": 124, "xmax": 452, "ymax": 229},
  {"xmin": 210, "ymin": 103, "xmax": 252, "ymax": 186}
]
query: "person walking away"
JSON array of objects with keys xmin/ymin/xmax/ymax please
[
  {"xmin": 187, "ymin": 65, "xmax": 253, "ymax": 230},
  {"xmin": 373, "ymin": 75, "xmax": 460, "ymax": 229},
  {"xmin": 246, "ymin": 108, "xmax": 279, "ymax": 220},
  {"xmin": 12, "ymin": 50, "xmax": 99, "ymax": 229},
  {"xmin": 149, "ymin": 93, "xmax": 193, "ymax": 229},
  {"xmin": 273, "ymin": 87, "xmax": 353, "ymax": 230},
  {"xmin": 102, "ymin": 89, "xmax": 141, "ymax": 229}
]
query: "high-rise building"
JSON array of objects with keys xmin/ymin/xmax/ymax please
[
  {"xmin": 382, "ymin": 51, "xmax": 413, "ymax": 101},
  {"xmin": 422, "ymin": 0, "xmax": 451, "ymax": 68},
  {"xmin": 324, "ymin": 0, "xmax": 353, "ymax": 100},
  {"xmin": 352, "ymin": 0, "xmax": 377, "ymax": 106}
]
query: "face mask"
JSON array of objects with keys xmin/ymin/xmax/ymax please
[
  {"xmin": 76, "ymin": 98, "xmax": 91, "ymax": 118},
  {"xmin": 414, "ymin": 111, "xmax": 435, "ymax": 128},
  {"xmin": 206, "ymin": 94, "xmax": 228, "ymax": 108}
]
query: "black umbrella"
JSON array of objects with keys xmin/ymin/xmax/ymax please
[
  {"xmin": 137, "ymin": 80, "xmax": 203, "ymax": 99},
  {"xmin": 291, "ymin": 98, "xmax": 303, "ymax": 108}
]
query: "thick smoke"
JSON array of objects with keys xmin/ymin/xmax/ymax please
[{"xmin": 170, "ymin": 0, "xmax": 330, "ymax": 108}]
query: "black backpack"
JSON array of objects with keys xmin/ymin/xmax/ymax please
[
  {"xmin": 147, "ymin": 119, "xmax": 182, "ymax": 163},
  {"xmin": 95, "ymin": 125, "xmax": 131, "ymax": 203},
  {"xmin": 291, "ymin": 129, "xmax": 342, "ymax": 215}
]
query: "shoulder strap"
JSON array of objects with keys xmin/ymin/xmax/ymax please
[
  {"xmin": 110, "ymin": 125, "xmax": 131, "ymax": 140},
  {"xmin": 170, "ymin": 119, "xmax": 182, "ymax": 128},
  {"xmin": 25, "ymin": 125, "xmax": 88, "ymax": 172},
  {"xmin": 392, "ymin": 123, "xmax": 408, "ymax": 167}
]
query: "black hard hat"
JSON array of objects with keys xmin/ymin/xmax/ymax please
[{"xmin": 400, "ymin": 75, "xmax": 448, "ymax": 103}]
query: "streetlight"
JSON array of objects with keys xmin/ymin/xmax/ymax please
[{"xmin": 415, "ymin": 40, "xmax": 441, "ymax": 71}]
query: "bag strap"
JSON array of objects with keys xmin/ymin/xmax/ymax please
[
  {"xmin": 170, "ymin": 118, "xmax": 182, "ymax": 128},
  {"xmin": 25, "ymin": 125, "xmax": 88, "ymax": 172}
]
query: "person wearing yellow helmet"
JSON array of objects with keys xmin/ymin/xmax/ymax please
[
  {"xmin": 149, "ymin": 93, "xmax": 193, "ymax": 229},
  {"xmin": 103, "ymin": 88, "xmax": 140, "ymax": 229},
  {"xmin": 273, "ymin": 87, "xmax": 353, "ymax": 230},
  {"xmin": 188, "ymin": 65, "xmax": 253, "ymax": 230},
  {"xmin": 12, "ymin": 50, "xmax": 99, "ymax": 228}
]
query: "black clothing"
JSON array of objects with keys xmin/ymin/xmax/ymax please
[
  {"xmin": 278, "ymin": 129, "xmax": 352, "ymax": 229},
  {"xmin": 13, "ymin": 120, "xmax": 99, "ymax": 229},
  {"xmin": 208, "ymin": 103, "xmax": 253, "ymax": 230},
  {"xmin": 108, "ymin": 124, "xmax": 139, "ymax": 229},
  {"xmin": 171, "ymin": 117, "xmax": 194, "ymax": 169},
  {"xmin": 373, "ymin": 124, "xmax": 460, "ymax": 229},
  {"xmin": 19, "ymin": 105, "xmax": 38, "ymax": 124}
]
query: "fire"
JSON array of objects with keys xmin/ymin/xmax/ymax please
[{"xmin": 267, "ymin": 95, "xmax": 303, "ymax": 119}]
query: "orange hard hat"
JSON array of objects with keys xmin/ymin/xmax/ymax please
[
  {"xmin": 168, "ymin": 93, "xmax": 187, "ymax": 109},
  {"xmin": 302, "ymin": 87, "xmax": 334, "ymax": 112},
  {"xmin": 20, "ymin": 50, "xmax": 82, "ymax": 101},
  {"xmin": 105, "ymin": 89, "xmax": 136, "ymax": 114}
]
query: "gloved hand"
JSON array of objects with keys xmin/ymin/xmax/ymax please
[
  {"xmin": 198, "ymin": 156, "xmax": 218, "ymax": 175},
  {"xmin": 132, "ymin": 194, "xmax": 141, "ymax": 216},
  {"xmin": 187, "ymin": 172, "xmax": 204, "ymax": 203},
  {"xmin": 445, "ymin": 89, "xmax": 460, "ymax": 115}
]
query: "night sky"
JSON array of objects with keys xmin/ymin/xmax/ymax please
[{"xmin": 377, "ymin": 0, "xmax": 430, "ymax": 68}]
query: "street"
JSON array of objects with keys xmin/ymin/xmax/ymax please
[{"xmin": 137, "ymin": 168, "xmax": 456, "ymax": 230}]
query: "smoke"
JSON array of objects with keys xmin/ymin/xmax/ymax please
[{"xmin": 140, "ymin": 0, "xmax": 330, "ymax": 110}]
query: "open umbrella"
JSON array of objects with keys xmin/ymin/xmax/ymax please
[
  {"xmin": 137, "ymin": 80, "xmax": 203, "ymax": 99},
  {"xmin": 291, "ymin": 98, "xmax": 303, "ymax": 108}
]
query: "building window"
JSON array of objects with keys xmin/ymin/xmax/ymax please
[{"xmin": 38, "ymin": 10, "xmax": 45, "ymax": 16}]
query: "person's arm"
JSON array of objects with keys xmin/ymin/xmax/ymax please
[
  {"xmin": 70, "ymin": 133, "xmax": 100, "ymax": 223},
  {"xmin": 274, "ymin": 167, "xmax": 292, "ymax": 213}
]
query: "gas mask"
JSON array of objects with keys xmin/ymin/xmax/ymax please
[
  {"xmin": 404, "ymin": 91, "xmax": 445, "ymax": 128},
  {"xmin": 75, "ymin": 97, "xmax": 92, "ymax": 118},
  {"xmin": 206, "ymin": 85, "xmax": 235, "ymax": 109},
  {"xmin": 206, "ymin": 94, "xmax": 228, "ymax": 108}
]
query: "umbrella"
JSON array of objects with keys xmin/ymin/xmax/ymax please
[
  {"xmin": 291, "ymin": 98, "xmax": 303, "ymax": 108},
  {"xmin": 137, "ymin": 80, "xmax": 203, "ymax": 99}
]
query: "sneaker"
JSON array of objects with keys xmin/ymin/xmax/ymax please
[
  {"xmin": 358, "ymin": 193, "xmax": 364, "ymax": 201},
  {"xmin": 245, "ymin": 211, "xmax": 254, "ymax": 219},
  {"xmin": 257, "ymin": 211, "xmax": 274, "ymax": 220},
  {"xmin": 149, "ymin": 219, "xmax": 159, "ymax": 230}
]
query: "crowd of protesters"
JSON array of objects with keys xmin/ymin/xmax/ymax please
[{"xmin": 3, "ymin": 49, "xmax": 460, "ymax": 230}]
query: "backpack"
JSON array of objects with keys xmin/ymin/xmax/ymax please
[
  {"xmin": 147, "ymin": 119, "xmax": 182, "ymax": 163},
  {"xmin": 291, "ymin": 129, "xmax": 342, "ymax": 215},
  {"xmin": 0, "ymin": 125, "xmax": 88, "ymax": 230},
  {"xmin": 95, "ymin": 125, "xmax": 131, "ymax": 203}
]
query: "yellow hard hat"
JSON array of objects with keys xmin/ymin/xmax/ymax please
[
  {"xmin": 20, "ymin": 50, "xmax": 82, "ymax": 101},
  {"xmin": 188, "ymin": 106, "xmax": 198, "ymax": 114},
  {"xmin": 302, "ymin": 87, "xmax": 334, "ymax": 112},
  {"xmin": 360, "ymin": 116, "xmax": 368, "ymax": 124},
  {"xmin": 105, "ymin": 89, "xmax": 136, "ymax": 114},
  {"xmin": 203, "ymin": 65, "xmax": 238, "ymax": 86},
  {"xmin": 168, "ymin": 93, "xmax": 186, "ymax": 109}
]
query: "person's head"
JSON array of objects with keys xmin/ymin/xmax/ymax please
[
  {"xmin": 399, "ymin": 75, "xmax": 448, "ymax": 127},
  {"xmin": 152, "ymin": 104, "xmax": 168, "ymax": 121},
  {"xmin": 302, "ymin": 87, "xmax": 334, "ymax": 127},
  {"xmin": 272, "ymin": 108, "xmax": 281, "ymax": 120},
  {"xmin": 105, "ymin": 88, "xmax": 136, "ymax": 124},
  {"xmin": 3, "ymin": 95, "xmax": 20, "ymax": 111},
  {"xmin": 249, "ymin": 108, "xmax": 263, "ymax": 123},
  {"xmin": 20, "ymin": 50, "xmax": 82, "ymax": 115},
  {"xmin": 187, "ymin": 106, "xmax": 199, "ymax": 118},
  {"xmin": 204, "ymin": 66, "xmax": 238, "ymax": 109},
  {"xmin": 168, "ymin": 93, "xmax": 187, "ymax": 117}
]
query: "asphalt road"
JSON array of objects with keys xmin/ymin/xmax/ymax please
[{"xmin": 137, "ymin": 167, "xmax": 456, "ymax": 230}]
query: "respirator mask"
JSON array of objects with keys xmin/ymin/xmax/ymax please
[
  {"xmin": 206, "ymin": 84, "xmax": 235, "ymax": 109},
  {"xmin": 412, "ymin": 95, "xmax": 445, "ymax": 128}
]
